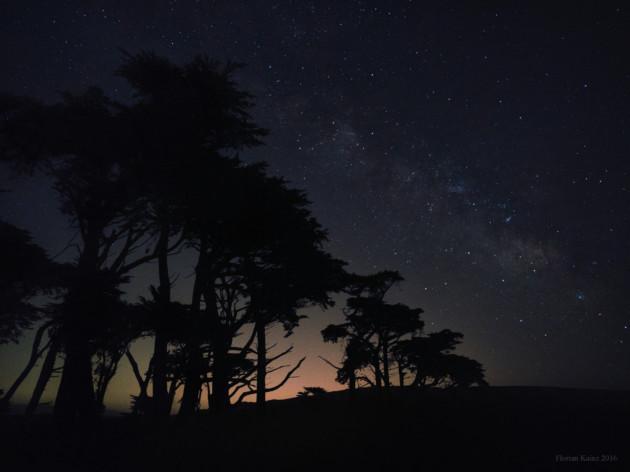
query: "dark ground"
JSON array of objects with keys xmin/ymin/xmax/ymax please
[{"xmin": 1, "ymin": 386, "xmax": 628, "ymax": 471}]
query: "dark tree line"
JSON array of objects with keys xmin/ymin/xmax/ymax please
[
  {"xmin": 0, "ymin": 52, "xmax": 485, "ymax": 421},
  {"xmin": 321, "ymin": 271, "xmax": 487, "ymax": 390}
]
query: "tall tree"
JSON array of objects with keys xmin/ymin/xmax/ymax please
[
  {"xmin": 237, "ymin": 181, "xmax": 346, "ymax": 408},
  {"xmin": 1, "ymin": 89, "xmax": 155, "ymax": 420},
  {"xmin": 115, "ymin": 51, "xmax": 267, "ymax": 416},
  {"xmin": 323, "ymin": 271, "xmax": 423, "ymax": 389}
]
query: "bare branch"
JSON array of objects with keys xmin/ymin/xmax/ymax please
[
  {"xmin": 229, "ymin": 327, "xmax": 257, "ymax": 359},
  {"xmin": 235, "ymin": 356, "xmax": 306, "ymax": 404},
  {"xmin": 266, "ymin": 364, "xmax": 290, "ymax": 375},
  {"xmin": 118, "ymin": 244, "xmax": 159, "ymax": 274},
  {"xmin": 112, "ymin": 227, "xmax": 148, "ymax": 273},
  {"xmin": 229, "ymin": 380, "xmax": 252, "ymax": 398},
  {"xmin": 50, "ymin": 230, "xmax": 80, "ymax": 261},
  {"xmin": 97, "ymin": 228, "xmax": 120, "ymax": 266},
  {"xmin": 266, "ymin": 346, "xmax": 293, "ymax": 364},
  {"xmin": 318, "ymin": 355, "xmax": 341, "ymax": 370},
  {"xmin": 125, "ymin": 350, "xmax": 144, "ymax": 390},
  {"xmin": 357, "ymin": 375, "xmax": 375, "ymax": 387},
  {"xmin": 167, "ymin": 231, "xmax": 185, "ymax": 253}
]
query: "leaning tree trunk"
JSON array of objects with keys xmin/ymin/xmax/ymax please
[
  {"xmin": 94, "ymin": 352, "xmax": 124, "ymax": 413},
  {"xmin": 167, "ymin": 379, "xmax": 179, "ymax": 415},
  {"xmin": 0, "ymin": 321, "xmax": 52, "ymax": 409},
  {"xmin": 126, "ymin": 350, "xmax": 151, "ymax": 415},
  {"xmin": 255, "ymin": 319, "xmax": 267, "ymax": 409},
  {"xmin": 26, "ymin": 338, "xmax": 59, "ymax": 416}
]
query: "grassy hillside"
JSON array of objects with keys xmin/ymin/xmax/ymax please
[{"xmin": 1, "ymin": 386, "xmax": 628, "ymax": 471}]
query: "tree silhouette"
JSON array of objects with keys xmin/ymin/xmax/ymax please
[
  {"xmin": 0, "ymin": 220, "xmax": 62, "ymax": 344},
  {"xmin": 395, "ymin": 329, "xmax": 462, "ymax": 387},
  {"xmin": 24, "ymin": 332, "xmax": 61, "ymax": 416},
  {"xmin": 0, "ymin": 221, "xmax": 64, "ymax": 410},
  {"xmin": 1, "ymin": 52, "xmax": 275, "ymax": 419},
  {"xmin": 175, "ymin": 160, "xmax": 342, "ymax": 414},
  {"xmin": 297, "ymin": 386, "xmax": 327, "ymax": 397},
  {"xmin": 114, "ymin": 51, "xmax": 268, "ymax": 416},
  {"xmin": 1, "ymin": 88, "xmax": 156, "ymax": 420},
  {"xmin": 319, "ymin": 335, "xmax": 375, "ymax": 390},
  {"xmin": 1, "ymin": 50, "xmax": 488, "ymax": 420},
  {"xmin": 322, "ymin": 273, "xmax": 487, "ymax": 392},
  {"xmin": 394, "ymin": 330, "xmax": 487, "ymax": 388},
  {"xmin": 322, "ymin": 270, "xmax": 423, "ymax": 389},
  {"xmin": 437, "ymin": 354, "xmax": 487, "ymax": 388},
  {"xmin": 92, "ymin": 302, "xmax": 144, "ymax": 412},
  {"xmin": 236, "ymin": 182, "xmax": 346, "ymax": 408}
]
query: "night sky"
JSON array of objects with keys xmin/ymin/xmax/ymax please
[{"xmin": 1, "ymin": 1, "xmax": 629, "ymax": 408}]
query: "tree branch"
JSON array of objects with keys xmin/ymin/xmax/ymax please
[
  {"xmin": 235, "ymin": 356, "xmax": 306, "ymax": 404},
  {"xmin": 318, "ymin": 355, "xmax": 341, "ymax": 371}
]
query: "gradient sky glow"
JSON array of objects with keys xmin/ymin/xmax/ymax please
[{"xmin": 1, "ymin": 1, "xmax": 630, "ymax": 411}]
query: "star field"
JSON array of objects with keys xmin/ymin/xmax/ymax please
[{"xmin": 1, "ymin": 1, "xmax": 629, "ymax": 404}]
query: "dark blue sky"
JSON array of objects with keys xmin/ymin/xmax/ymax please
[{"xmin": 1, "ymin": 1, "xmax": 629, "ymax": 404}]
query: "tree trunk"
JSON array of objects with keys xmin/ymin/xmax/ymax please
[
  {"xmin": 374, "ymin": 340, "xmax": 383, "ymax": 388},
  {"xmin": 255, "ymin": 320, "xmax": 266, "ymax": 409},
  {"xmin": 126, "ymin": 350, "xmax": 151, "ymax": 415},
  {"xmin": 54, "ymin": 331, "xmax": 96, "ymax": 420},
  {"xmin": 202, "ymin": 255, "xmax": 230, "ymax": 414},
  {"xmin": 0, "ymin": 321, "xmax": 51, "ymax": 409},
  {"xmin": 412, "ymin": 371, "xmax": 424, "ymax": 387},
  {"xmin": 349, "ymin": 370, "xmax": 356, "ymax": 391},
  {"xmin": 206, "ymin": 379, "xmax": 212, "ymax": 411},
  {"xmin": 211, "ymin": 337, "xmax": 230, "ymax": 412},
  {"xmin": 382, "ymin": 336, "xmax": 390, "ymax": 388},
  {"xmin": 179, "ymin": 345, "xmax": 202, "ymax": 416},
  {"xmin": 54, "ymin": 228, "xmax": 100, "ymax": 421},
  {"xmin": 167, "ymin": 379, "xmax": 178, "ymax": 415},
  {"xmin": 25, "ymin": 338, "xmax": 59, "ymax": 416},
  {"xmin": 178, "ymin": 244, "xmax": 205, "ymax": 417},
  {"xmin": 94, "ymin": 354, "xmax": 122, "ymax": 413},
  {"xmin": 152, "ymin": 222, "xmax": 171, "ymax": 416},
  {"xmin": 152, "ymin": 332, "xmax": 168, "ymax": 415}
]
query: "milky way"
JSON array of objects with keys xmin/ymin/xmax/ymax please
[{"xmin": 1, "ymin": 2, "xmax": 629, "ymax": 406}]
